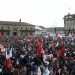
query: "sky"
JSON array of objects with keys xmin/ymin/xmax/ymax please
[{"xmin": 0, "ymin": 0, "xmax": 75, "ymax": 28}]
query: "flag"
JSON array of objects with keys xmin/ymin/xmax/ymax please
[
  {"xmin": 37, "ymin": 42, "xmax": 42, "ymax": 56},
  {"xmin": 38, "ymin": 36, "xmax": 43, "ymax": 43},
  {"xmin": 6, "ymin": 58, "xmax": 11, "ymax": 69},
  {"xmin": 0, "ymin": 32, "xmax": 2, "ymax": 38},
  {"xmin": 6, "ymin": 48, "xmax": 12, "ymax": 59},
  {"xmin": 37, "ymin": 66, "xmax": 41, "ymax": 75},
  {"xmin": 41, "ymin": 50, "xmax": 45, "ymax": 56},
  {"xmin": 56, "ymin": 52, "xmax": 59, "ymax": 61},
  {"xmin": 37, "ymin": 42, "xmax": 44, "ymax": 56},
  {"xmin": 74, "ymin": 56, "xmax": 75, "ymax": 60},
  {"xmin": 56, "ymin": 41, "xmax": 59, "ymax": 47},
  {"xmin": 44, "ymin": 67, "xmax": 50, "ymax": 75},
  {"xmin": 30, "ymin": 37, "xmax": 33, "ymax": 43},
  {"xmin": 53, "ymin": 41, "xmax": 59, "ymax": 51},
  {"xmin": 57, "ymin": 33, "xmax": 63, "ymax": 41},
  {"xmin": 61, "ymin": 45, "xmax": 65, "ymax": 59},
  {"xmin": 30, "ymin": 34, "xmax": 34, "ymax": 43},
  {"xmin": 43, "ymin": 60, "xmax": 49, "ymax": 65},
  {"xmin": 53, "ymin": 43, "xmax": 56, "ymax": 50}
]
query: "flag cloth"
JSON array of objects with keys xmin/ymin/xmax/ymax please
[
  {"xmin": 30, "ymin": 34, "xmax": 34, "ymax": 43},
  {"xmin": 37, "ymin": 66, "xmax": 41, "ymax": 75},
  {"xmin": 37, "ymin": 42, "xmax": 44, "ymax": 56},
  {"xmin": 0, "ymin": 32, "xmax": 2, "ymax": 38},
  {"xmin": 57, "ymin": 33, "xmax": 63, "ymax": 41},
  {"xmin": 6, "ymin": 58, "xmax": 11, "ymax": 70},
  {"xmin": 44, "ymin": 67, "xmax": 50, "ymax": 75},
  {"xmin": 74, "ymin": 56, "xmax": 75, "ymax": 60},
  {"xmin": 53, "ymin": 43, "xmax": 56, "ymax": 50},
  {"xmin": 6, "ymin": 48, "xmax": 12, "ymax": 59},
  {"xmin": 61, "ymin": 45, "xmax": 65, "ymax": 59},
  {"xmin": 56, "ymin": 41, "xmax": 59, "ymax": 47},
  {"xmin": 56, "ymin": 52, "xmax": 59, "ymax": 61},
  {"xmin": 38, "ymin": 36, "xmax": 43, "ymax": 43},
  {"xmin": 53, "ymin": 41, "xmax": 59, "ymax": 51},
  {"xmin": 30, "ymin": 37, "xmax": 33, "ymax": 43}
]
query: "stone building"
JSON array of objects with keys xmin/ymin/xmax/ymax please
[
  {"xmin": 0, "ymin": 21, "xmax": 42, "ymax": 36},
  {"xmin": 64, "ymin": 13, "xmax": 75, "ymax": 35},
  {"xmin": 46, "ymin": 27, "xmax": 64, "ymax": 35}
]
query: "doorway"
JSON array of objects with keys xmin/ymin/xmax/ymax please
[{"xmin": 13, "ymin": 32, "xmax": 17, "ymax": 36}]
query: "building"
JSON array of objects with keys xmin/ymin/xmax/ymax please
[
  {"xmin": 0, "ymin": 21, "xmax": 42, "ymax": 36},
  {"xmin": 39, "ymin": 26, "xmax": 46, "ymax": 35},
  {"xmin": 64, "ymin": 13, "xmax": 75, "ymax": 35},
  {"xmin": 46, "ymin": 27, "xmax": 64, "ymax": 35},
  {"xmin": 0, "ymin": 18, "xmax": 66, "ymax": 37}
]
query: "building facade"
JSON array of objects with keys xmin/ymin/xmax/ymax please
[
  {"xmin": 39, "ymin": 26, "xmax": 46, "ymax": 35},
  {"xmin": 0, "ymin": 21, "xmax": 42, "ymax": 36},
  {"xmin": 64, "ymin": 13, "xmax": 75, "ymax": 35},
  {"xmin": 46, "ymin": 27, "xmax": 64, "ymax": 35}
]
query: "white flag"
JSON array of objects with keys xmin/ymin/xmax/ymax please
[
  {"xmin": 6, "ymin": 48, "xmax": 12, "ymax": 59},
  {"xmin": 37, "ymin": 66, "xmax": 41, "ymax": 75},
  {"xmin": 44, "ymin": 67, "xmax": 50, "ymax": 75},
  {"xmin": 56, "ymin": 41, "xmax": 59, "ymax": 47}
]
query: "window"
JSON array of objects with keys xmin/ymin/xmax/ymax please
[
  {"xmin": 69, "ymin": 16, "xmax": 72, "ymax": 18},
  {"xmin": 65, "ymin": 21, "xmax": 68, "ymax": 24},
  {"xmin": 68, "ymin": 21, "xmax": 70, "ymax": 23},
  {"xmin": 26, "ymin": 27, "xmax": 27, "ymax": 30},
  {"xmin": 65, "ymin": 16, "xmax": 68, "ymax": 19},
  {"xmin": 21, "ymin": 27, "xmax": 22, "ymax": 29},
  {"xmin": 20, "ymin": 32, "xmax": 23, "ymax": 35},
  {"xmin": 25, "ymin": 33, "xmax": 27, "ymax": 35},
  {"xmin": 8, "ymin": 26, "xmax": 9, "ymax": 29},
  {"xmin": 30, "ymin": 27, "xmax": 32, "ymax": 30},
  {"xmin": 2, "ymin": 26, "xmax": 3, "ymax": 30},
  {"xmin": 7, "ymin": 32, "xmax": 10, "ymax": 36}
]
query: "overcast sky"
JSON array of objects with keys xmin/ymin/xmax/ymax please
[{"xmin": 0, "ymin": 0, "xmax": 75, "ymax": 28}]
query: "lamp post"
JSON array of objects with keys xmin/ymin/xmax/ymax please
[
  {"xmin": 54, "ymin": 27, "xmax": 56, "ymax": 34},
  {"xmin": 68, "ymin": 29, "xmax": 70, "ymax": 35},
  {"xmin": 53, "ymin": 22, "xmax": 57, "ymax": 40}
]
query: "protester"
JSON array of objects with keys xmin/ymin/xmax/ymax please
[{"xmin": 0, "ymin": 34, "xmax": 75, "ymax": 75}]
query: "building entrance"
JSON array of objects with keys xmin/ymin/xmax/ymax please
[
  {"xmin": 12, "ymin": 28, "xmax": 18, "ymax": 36},
  {"xmin": 13, "ymin": 32, "xmax": 17, "ymax": 36}
]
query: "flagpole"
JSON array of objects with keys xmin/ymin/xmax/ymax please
[
  {"xmin": 53, "ymin": 22, "xmax": 57, "ymax": 41},
  {"xmin": 5, "ymin": 48, "xmax": 7, "ymax": 66}
]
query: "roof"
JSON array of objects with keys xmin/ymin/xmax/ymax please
[
  {"xmin": 46, "ymin": 27, "xmax": 64, "ymax": 32},
  {"xmin": 64, "ymin": 14, "xmax": 75, "ymax": 19},
  {"xmin": 0, "ymin": 21, "xmax": 35, "ymax": 26},
  {"xmin": 39, "ymin": 26, "xmax": 46, "ymax": 28}
]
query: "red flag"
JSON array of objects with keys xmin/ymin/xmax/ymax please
[
  {"xmin": 38, "ymin": 36, "xmax": 43, "ymax": 43},
  {"xmin": 30, "ymin": 37, "xmax": 33, "ymax": 43},
  {"xmin": 0, "ymin": 32, "xmax": 2, "ymax": 38},
  {"xmin": 74, "ymin": 56, "xmax": 75, "ymax": 60},
  {"xmin": 56, "ymin": 52, "xmax": 59, "ymax": 61},
  {"xmin": 37, "ymin": 42, "xmax": 44, "ymax": 56},
  {"xmin": 6, "ymin": 58, "xmax": 11, "ymax": 69},
  {"xmin": 30, "ymin": 34, "xmax": 34, "ymax": 43},
  {"xmin": 53, "ymin": 43, "xmax": 56, "ymax": 50},
  {"xmin": 61, "ymin": 45, "xmax": 65, "ymax": 59}
]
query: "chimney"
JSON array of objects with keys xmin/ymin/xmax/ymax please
[{"xmin": 19, "ymin": 18, "xmax": 21, "ymax": 22}]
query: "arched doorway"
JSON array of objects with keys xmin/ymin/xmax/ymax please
[{"xmin": 13, "ymin": 28, "xmax": 18, "ymax": 36}]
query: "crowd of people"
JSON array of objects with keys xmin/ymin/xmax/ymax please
[{"xmin": 0, "ymin": 34, "xmax": 75, "ymax": 75}]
